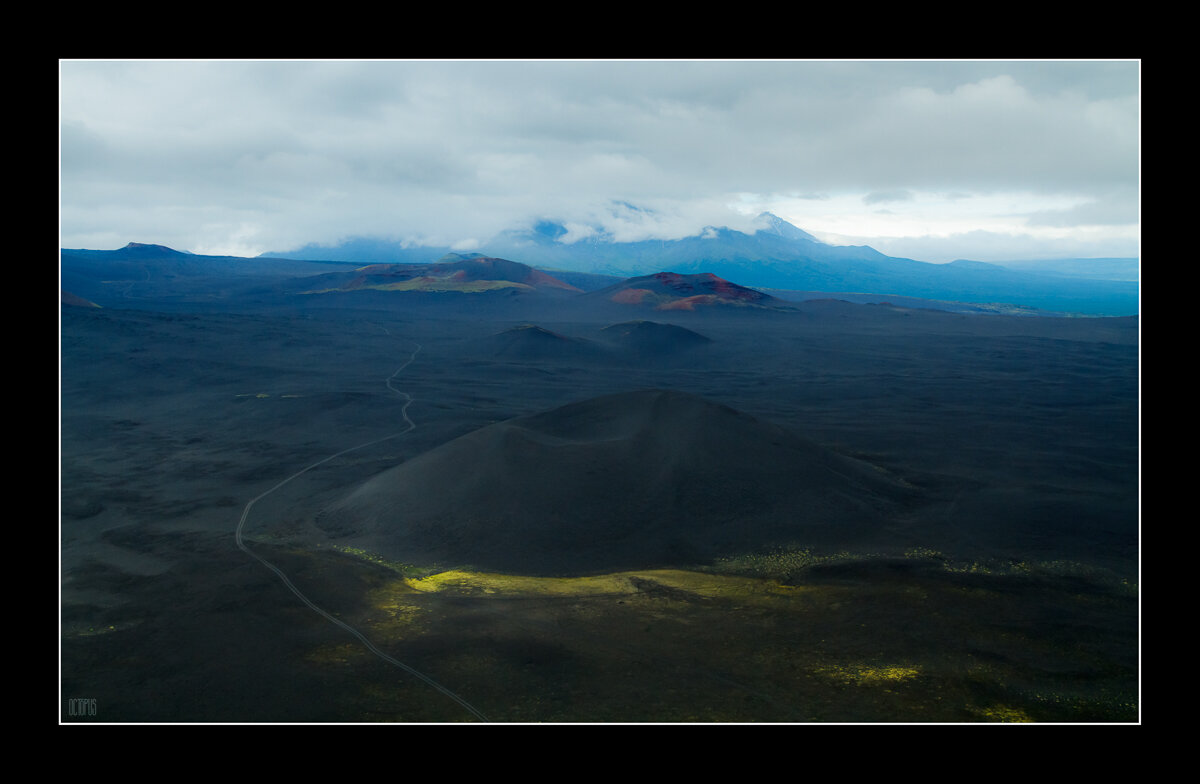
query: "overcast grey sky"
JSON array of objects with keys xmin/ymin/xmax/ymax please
[{"xmin": 59, "ymin": 59, "xmax": 1140, "ymax": 262}]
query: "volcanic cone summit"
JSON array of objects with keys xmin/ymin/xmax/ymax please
[{"xmin": 320, "ymin": 389, "xmax": 918, "ymax": 574}]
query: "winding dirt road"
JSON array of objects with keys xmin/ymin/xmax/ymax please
[{"xmin": 234, "ymin": 341, "xmax": 489, "ymax": 722}]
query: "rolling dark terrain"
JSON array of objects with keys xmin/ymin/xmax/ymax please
[{"xmin": 60, "ymin": 245, "xmax": 1139, "ymax": 722}]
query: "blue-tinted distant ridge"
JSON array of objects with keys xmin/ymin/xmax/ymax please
[{"xmin": 260, "ymin": 213, "xmax": 1139, "ymax": 316}]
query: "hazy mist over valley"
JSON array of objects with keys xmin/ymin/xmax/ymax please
[{"xmin": 60, "ymin": 59, "xmax": 1139, "ymax": 724}]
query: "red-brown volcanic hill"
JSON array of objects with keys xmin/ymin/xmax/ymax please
[
  {"xmin": 319, "ymin": 389, "xmax": 919, "ymax": 574},
  {"xmin": 587, "ymin": 272, "xmax": 793, "ymax": 311},
  {"xmin": 300, "ymin": 257, "xmax": 583, "ymax": 295},
  {"xmin": 433, "ymin": 257, "xmax": 584, "ymax": 292}
]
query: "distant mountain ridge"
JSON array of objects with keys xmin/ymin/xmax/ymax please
[
  {"xmin": 260, "ymin": 213, "xmax": 1139, "ymax": 316},
  {"xmin": 62, "ymin": 213, "xmax": 1140, "ymax": 316},
  {"xmin": 984, "ymin": 257, "xmax": 1140, "ymax": 282}
]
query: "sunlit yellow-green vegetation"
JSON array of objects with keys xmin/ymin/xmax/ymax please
[
  {"xmin": 403, "ymin": 567, "xmax": 808, "ymax": 601},
  {"xmin": 968, "ymin": 704, "xmax": 1035, "ymax": 722},
  {"xmin": 361, "ymin": 583, "xmax": 427, "ymax": 641},
  {"xmin": 329, "ymin": 545, "xmax": 424, "ymax": 576},
  {"xmin": 336, "ymin": 541, "xmax": 1137, "ymax": 594},
  {"xmin": 814, "ymin": 663, "xmax": 922, "ymax": 686},
  {"xmin": 710, "ymin": 546, "xmax": 855, "ymax": 580},
  {"xmin": 310, "ymin": 544, "xmax": 1136, "ymax": 722},
  {"xmin": 325, "ymin": 545, "xmax": 810, "ymax": 602}
]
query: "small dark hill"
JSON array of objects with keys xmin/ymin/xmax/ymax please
[
  {"xmin": 61, "ymin": 290, "xmax": 100, "ymax": 308},
  {"xmin": 586, "ymin": 272, "xmax": 794, "ymax": 312},
  {"xmin": 110, "ymin": 242, "xmax": 191, "ymax": 259},
  {"xmin": 478, "ymin": 324, "xmax": 609, "ymax": 363},
  {"xmin": 597, "ymin": 320, "xmax": 712, "ymax": 358},
  {"xmin": 319, "ymin": 389, "xmax": 920, "ymax": 575}
]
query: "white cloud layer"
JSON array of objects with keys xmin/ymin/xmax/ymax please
[{"xmin": 60, "ymin": 60, "xmax": 1140, "ymax": 262}]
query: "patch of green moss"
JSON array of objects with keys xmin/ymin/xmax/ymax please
[
  {"xmin": 402, "ymin": 568, "xmax": 812, "ymax": 603},
  {"xmin": 814, "ymin": 663, "xmax": 922, "ymax": 686},
  {"xmin": 968, "ymin": 704, "xmax": 1034, "ymax": 722}
]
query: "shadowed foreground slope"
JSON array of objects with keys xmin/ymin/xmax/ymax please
[{"xmin": 319, "ymin": 389, "xmax": 921, "ymax": 574}]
